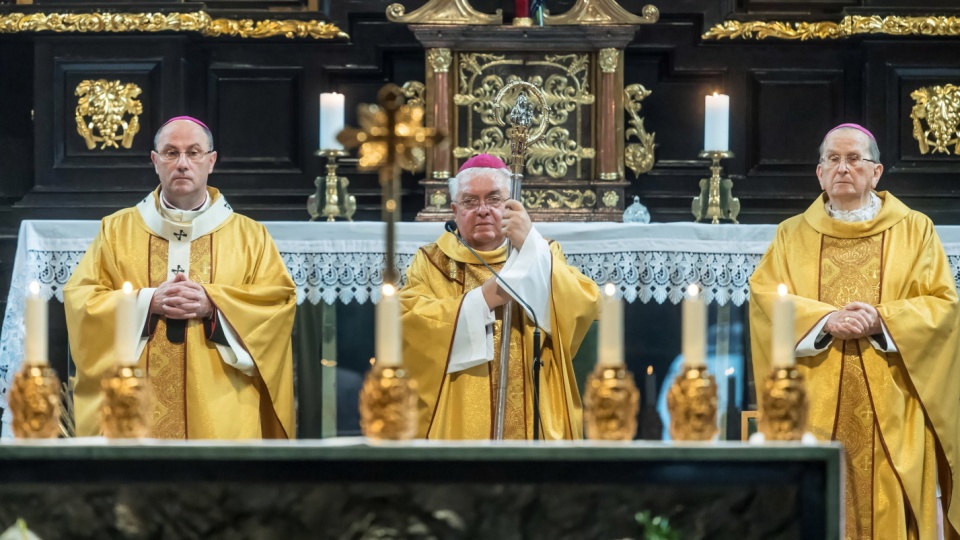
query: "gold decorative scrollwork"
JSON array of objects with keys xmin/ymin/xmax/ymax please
[
  {"xmin": 401, "ymin": 81, "xmax": 426, "ymax": 108},
  {"xmin": 0, "ymin": 11, "xmax": 347, "ymax": 40},
  {"xmin": 454, "ymin": 53, "xmax": 595, "ymax": 179},
  {"xmin": 599, "ymin": 48, "xmax": 619, "ymax": 74},
  {"xmin": 704, "ymin": 15, "xmax": 960, "ymax": 41},
  {"xmin": 545, "ymin": 0, "xmax": 659, "ymax": 26},
  {"xmin": 521, "ymin": 189, "xmax": 596, "ymax": 209},
  {"xmin": 75, "ymin": 79, "xmax": 143, "ymax": 150},
  {"xmin": 624, "ymin": 83, "xmax": 656, "ymax": 176},
  {"xmin": 429, "ymin": 190, "xmax": 448, "ymax": 208},
  {"xmin": 427, "ymin": 48, "xmax": 453, "ymax": 73},
  {"xmin": 386, "ymin": 0, "xmax": 502, "ymax": 25},
  {"xmin": 602, "ymin": 190, "xmax": 619, "ymax": 208},
  {"xmin": 910, "ymin": 84, "xmax": 960, "ymax": 155}
]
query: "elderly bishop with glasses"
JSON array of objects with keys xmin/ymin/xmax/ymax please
[
  {"xmin": 399, "ymin": 154, "xmax": 600, "ymax": 440},
  {"xmin": 749, "ymin": 124, "xmax": 960, "ymax": 539},
  {"xmin": 64, "ymin": 117, "xmax": 296, "ymax": 440}
]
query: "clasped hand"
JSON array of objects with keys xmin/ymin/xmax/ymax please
[
  {"xmin": 824, "ymin": 301, "xmax": 882, "ymax": 340},
  {"xmin": 150, "ymin": 272, "xmax": 214, "ymax": 319},
  {"xmin": 482, "ymin": 199, "xmax": 533, "ymax": 309}
]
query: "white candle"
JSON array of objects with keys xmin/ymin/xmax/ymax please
[
  {"xmin": 24, "ymin": 281, "xmax": 48, "ymax": 365},
  {"xmin": 375, "ymin": 283, "xmax": 402, "ymax": 367},
  {"xmin": 682, "ymin": 284, "xmax": 706, "ymax": 367},
  {"xmin": 772, "ymin": 284, "xmax": 796, "ymax": 367},
  {"xmin": 115, "ymin": 282, "xmax": 137, "ymax": 365},
  {"xmin": 598, "ymin": 283, "xmax": 623, "ymax": 367},
  {"xmin": 319, "ymin": 92, "xmax": 345, "ymax": 150},
  {"xmin": 704, "ymin": 92, "xmax": 730, "ymax": 152}
]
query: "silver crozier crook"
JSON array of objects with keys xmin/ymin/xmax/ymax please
[{"xmin": 490, "ymin": 80, "xmax": 548, "ymax": 439}]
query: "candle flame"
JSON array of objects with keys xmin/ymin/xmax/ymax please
[
  {"xmin": 687, "ymin": 283, "xmax": 700, "ymax": 297},
  {"xmin": 647, "ymin": 365, "xmax": 653, "ymax": 375},
  {"xmin": 28, "ymin": 281, "xmax": 40, "ymax": 296},
  {"xmin": 713, "ymin": 91, "xmax": 719, "ymax": 97},
  {"xmin": 382, "ymin": 283, "xmax": 397, "ymax": 296},
  {"xmin": 122, "ymin": 281, "xmax": 134, "ymax": 294},
  {"xmin": 777, "ymin": 283, "xmax": 788, "ymax": 296},
  {"xmin": 604, "ymin": 283, "xmax": 616, "ymax": 297}
]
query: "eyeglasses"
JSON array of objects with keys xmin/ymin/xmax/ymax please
[
  {"xmin": 819, "ymin": 154, "xmax": 878, "ymax": 169},
  {"xmin": 456, "ymin": 194, "xmax": 505, "ymax": 211},
  {"xmin": 155, "ymin": 148, "xmax": 214, "ymax": 163}
]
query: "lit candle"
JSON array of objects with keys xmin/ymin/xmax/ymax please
[
  {"xmin": 644, "ymin": 365, "xmax": 656, "ymax": 406},
  {"xmin": 319, "ymin": 92, "xmax": 345, "ymax": 150},
  {"xmin": 598, "ymin": 283, "xmax": 623, "ymax": 367},
  {"xmin": 375, "ymin": 283, "xmax": 402, "ymax": 367},
  {"xmin": 704, "ymin": 92, "xmax": 730, "ymax": 152},
  {"xmin": 772, "ymin": 284, "xmax": 796, "ymax": 367},
  {"xmin": 24, "ymin": 281, "xmax": 48, "ymax": 365},
  {"xmin": 682, "ymin": 284, "xmax": 706, "ymax": 367},
  {"xmin": 115, "ymin": 282, "xmax": 137, "ymax": 365}
]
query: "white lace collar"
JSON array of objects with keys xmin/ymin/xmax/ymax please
[{"xmin": 825, "ymin": 191, "xmax": 881, "ymax": 222}]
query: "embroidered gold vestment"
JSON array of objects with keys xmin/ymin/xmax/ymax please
[
  {"xmin": 750, "ymin": 191, "xmax": 959, "ymax": 539},
  {"xmin": 65, "ymin": 188, "xmax": 296, "ymax": 439},
  {"xmin": 399, "ymin": 233, "xmax": 600, "ymax": 439}
]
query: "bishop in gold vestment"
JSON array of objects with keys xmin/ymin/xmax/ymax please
[
  {"xmin": 750, "ymin": 124, "xmax": 958, "ymax": 539},
  {"xmin": 64, "ymin": 117, "xmax": 296, "ymax": 439},
  {"xmin": 400, "ymin": 154, "xmax": 600, "ymax": 439}
]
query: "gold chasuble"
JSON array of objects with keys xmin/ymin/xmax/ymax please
[
  {"xmin": 65, "ymin": 188, "xmax": 296, "ymax": 439},
  {"xmin": 400, "ymin": 233, "xmax": 599, "ymax": 439},
  {"xmin": 750, "ymin": 192, "xmax": 960, "ymax": 539}
]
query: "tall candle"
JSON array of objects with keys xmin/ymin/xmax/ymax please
[
  {"xmin": 376, "ymin": 283, "xmax": 402, "ymax": 367},
  {"xmin": 644, "ymin": 365, "xmax": 656, "ymax": 406},
  {"xmin": 115, "ymin": 282, "xmax": 137, "ymax": 365},
  {"xmin": 319, "ymin": 92, "xmax": 345, "ymax": 150},
  {"xmin": 682, "ymin": 284, "xmax": 706, "ymax": 367},
  {"xmin": 24, "ymin": 281, "xmax": 48, "ymax": 365},
  {"xmin": 704, "ymin": 92, "xmax": 730, "ymax": 152},
  {"xmin": 772, "ymin": 284, "xmax": 796, "ymax": 367},
  {"xmin": 598, "ymin": 283, "xmax": 623, "ymax": 367},
  {"xmin": 516, "ymin": 0, "xmax": 529, "ymax": 18}
]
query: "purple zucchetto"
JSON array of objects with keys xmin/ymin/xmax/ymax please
[
  {"xmin": 826, "ymin": 123, "xmax": 875, "ymax": 141},
  {"xmin": 458, "ymin": 153, "xmax": 508, "ymax": 173}
]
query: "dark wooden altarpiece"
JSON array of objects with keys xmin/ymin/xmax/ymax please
[{"xmin": 3, "ymin": 0, "xmax": 960, "ymax": 437}]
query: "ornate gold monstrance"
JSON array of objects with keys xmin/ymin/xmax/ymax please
[{"xmin": 389, "ymin": 0, "xmax": 659, "ymax": 222}]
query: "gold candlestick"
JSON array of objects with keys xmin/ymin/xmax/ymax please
[
  {"xmin": 9, "ymin": 362, "xmax": 61, "ymax": 439},
  {"xmin": 758, "ymin": 366, "xmax": 808, "ymax": 441},
  {"xmin": 584, "ymin": 365, "xmax": 640, "ymax": 441},
  {"xmin": 692, "ymin": 150, "xmax": 740, "ymax": 224},
  {"xmin": 308, "ymin": 149, "xmax": 355, "ymax": 222},
  {"xmin": 100, "ymin": 365, "xmax": 152, "ymax": 438},
  {"xmin": 358, "ymin": 363, "xmax": 418, "ymax": 440},
  {"xmin": 666, "ymin": 365, "xmax": 719, "ymax": 441}
]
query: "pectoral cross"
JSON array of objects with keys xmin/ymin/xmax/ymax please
[
  {"xmin": 173, "ymin": 229, "xmax": 187, "ymax": 240},
  {"xmin": 336, "ymin": 84, "xmax": 445, "ymax": 285},
  {"xmin": 171, "ymin": 264, "xmax": 185, "ymax": 275}
]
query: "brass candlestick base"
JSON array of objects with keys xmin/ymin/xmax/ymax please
[
  {"xmin": 583, "ymin": 365, "xmax": 640, "ymax": 441},
  {"xmin": 308, "ymin": 149, "xmax": 355, "ymax": 222},
  {"xmin": 100, "ymin": 365, "xmax": 152, "ymax": 438},
  {"xmin": 666, "ymin": 365, "xmax": 719, "ymax": 441},
  {"xmin": 692, "ymin": 150, "xmax": 740, "ymax": 224},
  {"xmin": 359, "ymin": 363, "xmax": 418, "ymax": 440},
  {"xmin": 9, "ymin": 362, "xmax": 61, "ymax": 439},
  {"xmin": 758, "ymin": 366, "xmax": 809, "ymax": 441}
]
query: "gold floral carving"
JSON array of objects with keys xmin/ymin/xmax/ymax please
[
  {"xmin": 910, "ymin": 84, "xmax": 960, "ymax": 155},
  {"xmin": 75, "ymin": 79, "xmax": 143, "ymax": 150},
  {"xmin": 358, "ymin": 365, "xmax": 418, "ymax": 440},
  {"xmin": 583, "ymin": 366, "xmax": 640, "ymax": 440},
  {"xmin": 602, "ymin": 190, "xmax": 619, "ymax": 207},
  {"xmin": 599, "ymin": 48, "xmax": 618, "ymax": 74},
  {"xmin": 427, "ymin": 48, "xmax": 453, "ymax": 74},
  {"xmin": 0, "ymin": 12, "xmax": 347, "ymax": 40},
  {"xmin": 758, "ymin": 367, "xmax": 808, "ymax": 441},
  {"xmin": 386, "ymin": 0, "xmax": 502, "ymax": 25},
  {"xmin": 454, "ymin": 53, "xmax": 595, "ymax": 179},
  {"xmin": 521, "ymin": 188, "xmax": 596, "ymax": 209},
  {"xmin": 704, "ymin": 15, "xmax": 960, "ymax": 41},
  {"xmin": 666, "ymin": 365, "xmax": 719, "ymax": 441},
  {"xmin": 545, "ymin": 0, "xmax": 659, "ymax": 26},
  {"xmin": 624, "ymin": 83, "xmax": 655, "ymax": 176},
  {"xmin": 401, "ymin": 81, "xmax": 426, "ymax": 108},
  {"xmin": 429, "ymin": 190, "xmax": 448, "ymax": 208},
  {"xmin": 100, "ymin": 366, "xmax": 153, "ymax": 439},
  {"xmin": 9, "ymin": 363, "xmax": 61, "ymax": 439}
]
